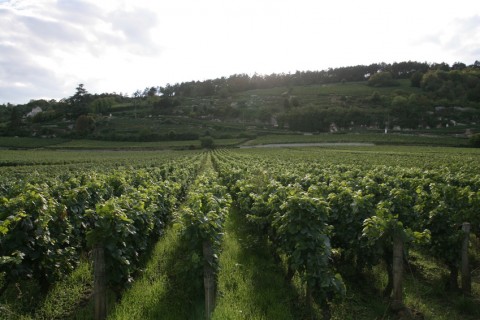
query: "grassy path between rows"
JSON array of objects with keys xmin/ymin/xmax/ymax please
[
  {"xmin": 106, "ymin": 223, "xmax": 204, "ymax": 320},
  {"xmin": 212, "ymin": 208, "xmax": 303, "ymax": 319}
]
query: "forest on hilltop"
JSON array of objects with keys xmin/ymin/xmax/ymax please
[{"xmin": 1, "ymin": 60, "xmax": 479, "ymax": 140}]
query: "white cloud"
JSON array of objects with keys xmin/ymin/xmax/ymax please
[
  {"xmin": 446, "ymin": 15, "xmax": 480, "ymax": 62},
  {"xmin": 0, "ymin": 0, "xmax": 479, "ymax": 104},
  {"xmin": 0, "ymin": 0, "xmax": 166, "ymax": 103},
  {"xmin": 412, "ymin": 14, "xmax": 480, "ymax": 64}
]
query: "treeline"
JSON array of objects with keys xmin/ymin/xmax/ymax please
[
  {"xmin": 419, "ymin": 68, "xmax": 480, "ymax": 102},
  {"xmin": 1, "ymin": 60, "xmax": 480, "ymax": 138},
  {"xmin": 0, "ymin": 85, "xmax": 130, "ymax": 137},
  {"xmin": 159, "ymin": 60, "xmax": 480, "ymax": 97},
  {"xmin": 280, "ymin": 63, "xmax": 480, "ymax": 132}
]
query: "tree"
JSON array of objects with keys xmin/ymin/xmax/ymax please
[
  {"xmin": 147, "ymin": 87, "xmax": 157, "ymax": 97},
  {"xmin": 130, "ymin": 90, "xmax": 139, "ymax": 98},
  {"xmin": 290, "ymin": 96, "xmax": 300, "ymax": 107},
  {"xmin": 467, "ymin": 82, "xmax": 480, "ymax": 102},
  {"xmin": 8, "ymin": 107, "xmax": 22, "ymax": 131},
  {"xmin": 452, "ymin": 62, "xmax": 466, "ymax": 70},
  {"xmin": 167, "ymin": 130, "xmax": 176, "ymax": 140},
  {"xmin": 90, "ymin": 98, "xmax": 114, "ymax": 115},
  {"xmin": 200, "ymin": 136, "xmax": 215, "ymax": 149},
  {"xmin": 68, "ymin": 84, "xmax": 91, "ymax": 118},
  {"xmin": 370, "ymin": 91, "xmax": 382, "ymax": 103},
  {"xmin": 431, "ymin": 62, "xmax": 450, "ymax": 71},
  {"xmin": 153, "ymin": 97, "xmax": 181, "ymax": 112},
  {"xmin": 471, "ymin": 134, "xmax": 480, "ymax": 148},
  {"xmin": 368, "ymin": 72, "xmax": 399, "ymax": 87},
  {"xmin": 75, "ymin": 115, "xmax": 95, "ymax": 136},
  {"xmin": 132, "ymin": 90, "xmax": 142, "ymax": 119},
  {"xmin": 410, "ymin": 71, "xmax": 423, "ymax": 88},
  {"xmin": 421, "ymin": 71, "xmax": 443, "ymax": 92},
  {"xmin": 390, "ymin": 95, "xmax": 422, "ymax": 129},
  {"xmin": 159, "ymin": 84, "xmax": 175, "ymax": 97}
]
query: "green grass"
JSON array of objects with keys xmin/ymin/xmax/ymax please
[
  {"xmin": 0, "ymin": 133, "xmax": 470, "ymax": 151},
  {"xmin": 35, "ymin": 260, "xmax": 93, "ymax": 320},
  {"xmin": 109, "ymin": 200, "xmax": 316, "ymax": 320},
  {"xmin": 0, "ymin": 276, "xmax": 42, "ymax": 319},
  {"xmin": 327, "ymin": 256, "xmax": 480, "ymax": 319},
  {"xmin": 46, "ymin": 138, "xmax": 244, "ymax": 150},
  {"xmin": 211, "ymin": 207, "xmax": 479, "ymax": 320},
  {"xmin": 0, "ymin": 135, "xmax": 245, "ymax": 151},
  {"xmin": 0, "ymin": 259, "xmax": 93, "ymax": 320},
  {"xmin": 47, "ymin": 139, "xmax": 201, "ymax": 149},
  {"xmin": 0, "ymin": 137, "xmax": 68, "ymax": 148},
  {"xmin": 243, "ymin": 133, "xmax": 469, "ymax": 147},
  {"xmin": 212, "ymin": 208, "xmax": 302, "ymax": 319},
  {"xmin": 400, "ymin": 251, "xmax": 480, "ymax": 320},
  {"xmin": 213, "ymin": 138, "xmax": 248, "ymax": 147},
  {"xmin": 108, "ymin": 224, "xmax": 204, "ymax": 320}
]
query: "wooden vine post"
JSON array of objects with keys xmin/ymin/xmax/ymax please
[
  {"xmin": 305, "ymin": 281, "xmax": 313, "ymax": 311},
  {"xmin": 391, "ymin": 232, "xmax": 405, "ymax": 312},
  {"xmin": 93, "ymin": 245, "xmax": 107, "ymax": 320},
  {"xmin": 203, "ymin": 240, "xmax": 215, "ymax": 319},
  {"xmin": 461, "ymin": 222, "xmax": 471, "ymax": 295}
]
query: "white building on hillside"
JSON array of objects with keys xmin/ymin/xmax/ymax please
[{"xmin": 26, "ymin": 107, "xmax": 42, "ymax": 117}]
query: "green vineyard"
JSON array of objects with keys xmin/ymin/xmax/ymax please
[{"xmin": 1, "ymin": 146, "xmax": 479, "ymax": 319}]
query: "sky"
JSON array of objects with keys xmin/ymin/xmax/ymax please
[{"xmin": 0, "ymin": 0, "xmax": 479, "ymax": 104}]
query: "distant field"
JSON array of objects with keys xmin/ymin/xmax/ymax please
[
  {"xmin": 0, "ymin": 137, "xmax": 68, "ymax": 148},
  {"xmin": 0, "ymin": 149, "xmax": 202, "ymax": 167},
  {"xmin": 49, "ymin": 139, "xmax": 200, "ymax": 149},
  {"xmin": 0, "ymin": 134, "xmax": 470, "ymax": 150},
  {"xmin": 245, "ymin": 133, "xmax": 470, "ymax": 147},
  {"xmin": 0, "ymin": 137, "xmax": 245, "ymax": 150},
  {"xmin": 48, "ymin": 138, "xmax": 245, "ymax": 149}
]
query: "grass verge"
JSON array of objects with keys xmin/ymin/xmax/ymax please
[
  {"xmin": 107, "ymin": 224, "xmax": 204, "ymax": 320},
  {"xmin": 0, "ymin": 258, "xmax": 93, "ymax": 320},
  {"xmin": 212, "ymin": 208, "xmax": 302, "ymax": 319},
  {"xmin": 243, "ymin": 133, "xmax": 469, "ymax": 147},
  {"xmin": 329, "ymin": 251, "xmax": 480, "ymax": 319}
]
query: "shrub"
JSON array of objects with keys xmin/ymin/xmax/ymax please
[
  {"xmin": 368, "ymin": 72, "xmax": 399, "ymax": 87},
  {"xmin": 470, "ymin": 133, "xmax": 480, "ymax": 148},
  {"xmin": 200, "ymin": 136, "xmax": 215, "ymax": 149}
]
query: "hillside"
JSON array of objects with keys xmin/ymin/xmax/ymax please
[{"xmin": 1, "ymin": 62, "xmax": 479, "ymax": 148}]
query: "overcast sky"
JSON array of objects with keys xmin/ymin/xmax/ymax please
[{"xmin": 1, "ymin": 0, "xmax": 479, "ymax": 104}]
